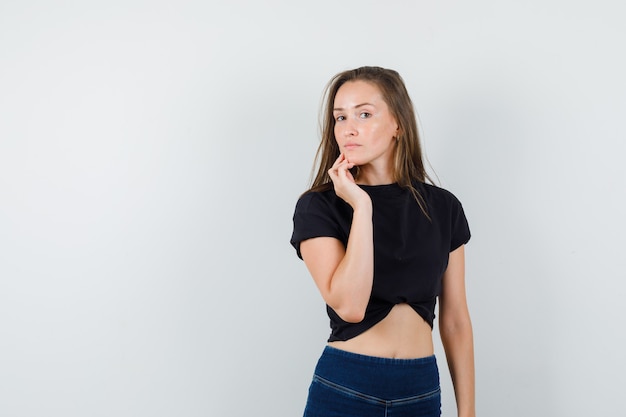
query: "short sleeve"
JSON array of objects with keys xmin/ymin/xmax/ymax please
[
  {"xmin": 290, "ymin": 192, "xmax": 345, "ymax": 259},
  {"xmin": 450, "ymin": 197, "xmax": 471, "ymax": 252}
]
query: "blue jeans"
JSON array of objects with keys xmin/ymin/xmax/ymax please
[{"xmin": 303, "ymin": 346, "xmax": 441, "ymax": 417}]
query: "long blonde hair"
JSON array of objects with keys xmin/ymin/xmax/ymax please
[{"xmin": 309, "ymin": 66, "xmax": 433, "ymax": 216}]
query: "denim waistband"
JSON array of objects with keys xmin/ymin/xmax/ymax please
[
  {"xmin": 321, "ymin": 345, "xmax": 437, "ymax": 366},
  {"xmin": 313, "ymin": 346, "xmax": 440, "ymax": 400}
]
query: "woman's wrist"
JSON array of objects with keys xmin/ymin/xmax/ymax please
[{"xmin": 351, "ymin": 197, "xmax": 372, "ymax": 213}]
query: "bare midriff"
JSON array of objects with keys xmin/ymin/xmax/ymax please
[{"xmin": 328, "ymin": 303, "xmax": 434, "ymax": 359}]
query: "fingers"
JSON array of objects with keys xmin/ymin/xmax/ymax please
[
  {"xmin": 331, "ymin": 153, "xmax": 345, "ymax": 170},
  {"xmin": 328, "ymin": 154, "xmax": 342, "ymax": 178},
  {"xmin": 326, "ymin": 154, "xmax": 366, "ymax": 208},
  {"xmin": 332, "ymin": 154, "xmax": 355, "ymax": 170},
  {"xmin": 328, "ymin": 154, "xmax": 354, "ymax": 182}
]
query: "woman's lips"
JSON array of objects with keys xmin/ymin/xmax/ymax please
[{"xmin": 344, "ymin": 143, "xmax": 360, "ymax": 150}]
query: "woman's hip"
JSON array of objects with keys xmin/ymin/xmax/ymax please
[{"xmin": 303, "ymin": 346, "xmax": 441, "ymax": 417}]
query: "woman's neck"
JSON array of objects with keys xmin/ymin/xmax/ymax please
[{"xmin": 356, "ymin": 164, "xmax": 394, "ymax": 186}]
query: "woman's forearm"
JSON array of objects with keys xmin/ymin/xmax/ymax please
[
  {"xmin": 441, "ymin": 320, "xmax": 475, "ymax": 417},
  {"xmin": 327, "ymin": 201, "xmax": 374, "ymax": 323}
]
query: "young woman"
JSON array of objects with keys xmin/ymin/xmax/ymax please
[{"xmin": 290, "ymin": 66, "xmax": 475, "ymax": 417}]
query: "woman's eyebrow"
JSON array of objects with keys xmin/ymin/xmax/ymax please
[{"xmin": 333, "ymin": 102, "xmax": 375, "ymax": 111}]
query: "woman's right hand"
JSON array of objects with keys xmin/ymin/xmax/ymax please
[
  {"xmin": 328, "ymin": 154, "xmax": 371, "ymax": 209},
  {"xmin": 302, "ymin": 153, "xmax": 375, "ymax": 323}
]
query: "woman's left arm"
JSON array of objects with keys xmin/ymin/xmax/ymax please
[{"xmin": 439, "ymin": 245, "xmax": 475, "ymax": 417}]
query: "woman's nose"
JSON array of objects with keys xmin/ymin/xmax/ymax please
[{"xmin": 343, "ymin": 119, "xmax": 357, "ymax": 136}]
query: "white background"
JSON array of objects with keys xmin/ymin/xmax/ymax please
[{"xmin": 1, "ymin": 1, "xmax": 625, "ymax": 416}]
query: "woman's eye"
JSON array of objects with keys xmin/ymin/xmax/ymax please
[
  {"xmin": 335, "ymin": 115, "xmax": 345, "ymax": 121},
  {"xmin": 359, "ymin": 112, "xmax": 371, "ymax": 119}
]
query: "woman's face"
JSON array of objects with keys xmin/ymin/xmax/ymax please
[{"xmin": 332, "ymin": 80, "xmax": 399, "ymax": 169}]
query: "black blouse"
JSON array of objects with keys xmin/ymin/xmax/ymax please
[{"xmin": 290, "ymin": 181, "xmax": 471, "ymax": 342}]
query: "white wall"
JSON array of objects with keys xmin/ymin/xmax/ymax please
[{"xmin": 1, "ymin": 1, "xmax": 624, "ymax": 416}]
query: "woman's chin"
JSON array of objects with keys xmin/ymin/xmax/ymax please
[{"xmin": 344, "ymin": 155, "xmax": 364, "ymax": 165}]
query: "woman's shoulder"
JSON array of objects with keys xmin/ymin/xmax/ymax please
[
  {"xmin": 294, "ymin": 185, "xmax": 342, "ymax": 213},
  {"xmin": 415, "ymin": 181, "xmax": 461, "ymax": 200},
  {"xmin": 413, "ymin": 181, "xmax": 466, "ymax": 214}
]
